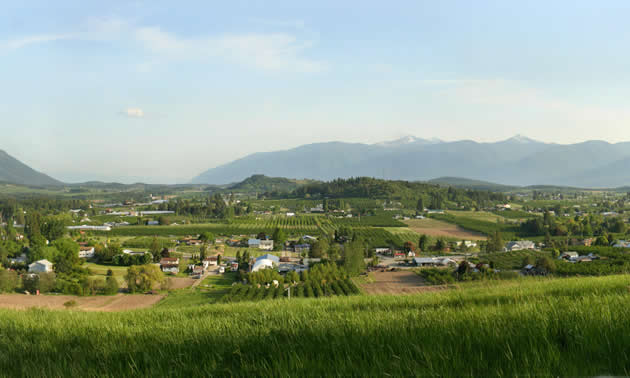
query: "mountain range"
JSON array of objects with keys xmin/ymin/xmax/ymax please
[
  {"xmin": 192, "ymin": 135, "xmax": 630, "ymax": 188},
  {"xmin": 0, "ymin": 150, "xmax": 61, "ymax": 186}
]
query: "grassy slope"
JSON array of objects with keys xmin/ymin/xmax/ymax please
[{"xmin": 2, "ymin": 275, "xmax": 630, "ymax": 375}]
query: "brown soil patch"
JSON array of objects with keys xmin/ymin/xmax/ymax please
[
  {"xmin": 163, "ymin": 277, "xmax": 196, "ymax": 289},
  {"xmin": 361, "ymin": 270, "xmax": 446, "ymax": 295},
  {"xmin": 404, "ymin": 219, "xmax": 486, "ymax": 240},
  {"xmin": 0, "ymin": 293, "xmax": 164, "ymax": 312}
]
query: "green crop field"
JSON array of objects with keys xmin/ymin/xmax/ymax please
[
  {"xmin": 2, "ymin": 275, "xmax": 630, "ymax": 375},
  {"xmin": 478, "ymin": 250, "xmax": 552, "ymax": 270}
]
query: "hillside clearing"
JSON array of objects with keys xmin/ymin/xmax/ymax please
[
  {"xmin": 403, "ymin": 218, "xmax": 486, "ymax": 240},
  {"xmin": 360, "ymin": 271, "xmax": 444, "ymax": 295}
]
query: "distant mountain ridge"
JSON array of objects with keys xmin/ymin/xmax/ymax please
[
  {"xmin": 191, "ymin": 136, "xmax": 630, "ymax": 188},
  {"xmin": 0, "ymin": 150, "xmax": 62, "ymax": 186}
]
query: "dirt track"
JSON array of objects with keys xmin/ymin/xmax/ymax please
[
  {"xmin": 361, "ymin": 271, "xmax": 446, "ymax": 295},
  {"xmin": 0, "ymin": 293, "xmax": 164, "ymax": 311}
]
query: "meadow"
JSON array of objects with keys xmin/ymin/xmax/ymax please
[{"xmin": 2, "ymin": 275, "xmax": 630, "ymax": 375}]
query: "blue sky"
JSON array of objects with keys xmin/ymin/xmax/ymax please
[{"xmin": 2, "ymin": 0, "xmax": 630, "ymax": 183}]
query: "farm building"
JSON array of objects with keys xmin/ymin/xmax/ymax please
[
  {"xmin": 504, "ymin": 241, "xmax": 536, "ymax": 252},
  {"xmin": 160, "ymin": 258, "xmax": 180, "ymax": 273},
  {"xmin": 251, "ymin": 259, "xmax": 275, "ymax": 272},
  {"xmin": 8, "ymin": 253, "xmax": 26, "ymax": 265},
  {"xmin": 28, "ymin": 259, "xmax": 53, "ymax": 273},
  {"xmin": 294, "ymin": 244, "xmax": 311, "ymax": 253},
  {"xmin": 203, "ymin": 257, "xmax": 218, "ymax": 268},
  {"xmin": 79, "ymin": 246, "xmax": 95, "ymax": 258},
  {"xmin": 412, "ymin": 257, "xmax": 457, "ymax": 267},
  {"xmin": 248, "ymin": 239, "xmax": 274, "ymax": 250}
]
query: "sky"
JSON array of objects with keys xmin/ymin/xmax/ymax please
[{"xmin": 2, "ymin": 0, "xmax": 630, "ymax": 183}]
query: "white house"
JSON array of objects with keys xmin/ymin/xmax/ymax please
[
  {"xmin": 79, "ymin": 246, "xmax": 95, "ymax": 258},
  {"xmin": 160, "ymin": 257, "xmax": 180, "ymax": 273},
  {"xmin": 260, "ymin": 240, "xmax": 274, "ymax": 251},
  {"xmin": 248, "ymin": 239, "xmax": 274, "ymax": 250},
  {"xmin": 28, "ymin": 259, "xmax": 53, "ymax": 273},
  {"xmin": 67, "ymin": 225, "xmax": 111, "ymax": 231},
  {"xmin": 203, "ymin": 256, "xmax": 218, "ymax": 269},
  {"xmin": 504, "ymin": 241, "xmax": 536, "ymax": 252}
]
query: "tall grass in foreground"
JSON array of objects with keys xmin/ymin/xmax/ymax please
[{"xmin": 2, "ymin": 276, "xmax": 630, "ymax": 376}]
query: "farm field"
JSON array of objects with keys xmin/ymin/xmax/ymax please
[
  {"xmin": 479, "ymin": 250, "xmax": 552, "ymax": 270},
  {"xmin": 3, "ymin": 275, "xmax": 630, "ymax": 375},
  {"xmin": 446, "ymin": 210, "xmax": 504, "ymax": 223},
  {"xmin": 0, "ymin": 293, "xmax": 163, "ymax": 311},
  {"xmin": 403, "ymin": 218, "xmax": 486, "ymax": 240},
  {"xmin": 360, "ymin": 270, "xmax": 444, "ymax": 295}
]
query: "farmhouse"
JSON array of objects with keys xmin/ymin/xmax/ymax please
[
  {"xmin": 191, "ymin": 266, "xmax": 204, "ymax": 277},
  {"xmin": 412, "ymin": 257, "xmax": 457, "ymax": 267},
  {"xmin": 28, "ymin": 259, "xmax": 53, "ymax": 273},
  {"xmin": 160, "ymin": 257, "xmax": 180, "ymax": 273},
  {"xmin": 375, "ymin": 247, "xmax": 391, "ymax": 254},
  {"xmin": 260, "ymin": 240, "xmax": 274, "ymax": 251},
  {"xmin": 560, "ymin": 251, "xmax": 579, "ymax": 261},
  {"xmin": 8, "ymin": 253, "xmax": 27, "ymax": 265},
  {"xmin": 67, "ymin": 225, "xmax": 111, "ymax": 231},
  {"xmin": 203, "ymin": 256, "xmax": 218, "ymax": 268},
  {"xmin": 294, "ymin": 244, "xmax": 311, "ymax": 253},
  {"xmin": 248, "ymin": 239, "xmax": 274, "ymax": 250},
  {"xmin": 79, "ymin": 246, "xmax": 95, "ymax": 258},
  {"xmin": 123, "ymin": 249, "xmax": 150, "ymax": 256},
  {"xmin": 613, "ymin": 240, "xmax": 630, "ymax": 248},
  {"xmin": 504, "ymin": 241, "xmax": 535, "ymax": 252}
]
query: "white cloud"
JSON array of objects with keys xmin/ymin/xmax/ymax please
[
  {"xmin": 3, "ymin": 17, "xmax": 325, "ymax": 73},
  {"xmin": 134, "ymin": 27, "xmax": 325, "ymax": 73},
  {"xmin": 122, "ymin": 108, "xmax": 144, "ymax": 118},
  {"xmin": 3, "ymin": 33, "xmax": 75, "ymax": 50}
]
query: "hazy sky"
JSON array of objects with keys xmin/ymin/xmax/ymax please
[{"xmin": 2, "ymin": 1, "xmax": 630, "ymax": 183}]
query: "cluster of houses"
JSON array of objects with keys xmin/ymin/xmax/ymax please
[{"xmin": 559, "ymin": 251, "xmax": 599, "ymax": 263}]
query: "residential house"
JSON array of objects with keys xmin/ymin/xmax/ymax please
[
  {"xmin": 203, "ymin": 256, "xmax": 218, "ymax": 269},
  {"xmin": 613, "ymin": 240, "xmax": 630, "ymax": 248},
  {"xmin": 560, "ymin": 251, "xmax": 579, "ymax": 261},
  {"xmin": 374, "ymin": 247, "xmax": 391, "ymax": 255},
  {"xmin": 8, "ymin": 253, "xmax": 27, "ymax": 265},
  {"xmin": 28, "ymin": 259, "xmax": 53, "ymax": 273},
  {"xmin": 160, "ymin": 257, "xmax": 180, "ymax": 273},
  {"xmin": 412, "ymin": 257, "xmax": 457, "ymax": 267},
  {"xmin": 294, "ymin": 244, "xmax": 311, "ymax": 254},
  {"xmin": 79, "ymin": 246, "xmax": 95, "ymax": 259},
  {"xmin": 230, "ymin": 262, "xmax": 239, "ymax": 272},
  {"xmin": 191, "ymin": 265, "xmax": 204, "ymax": 277},
  {"xmin": 504, "ymin": 240, "xmax": 536, "ymax": 252},
  {"xmin": 123, "ymin": 249, "xmax": 150, "ymax": 256},
  {"xmin": 260, "ymin": 240, "xmax": 274, "ymax": 251}
]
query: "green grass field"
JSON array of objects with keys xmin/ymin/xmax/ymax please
[{"xmin": 3, "ymin": 275, "xmax": 630, "ymax": 375}]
